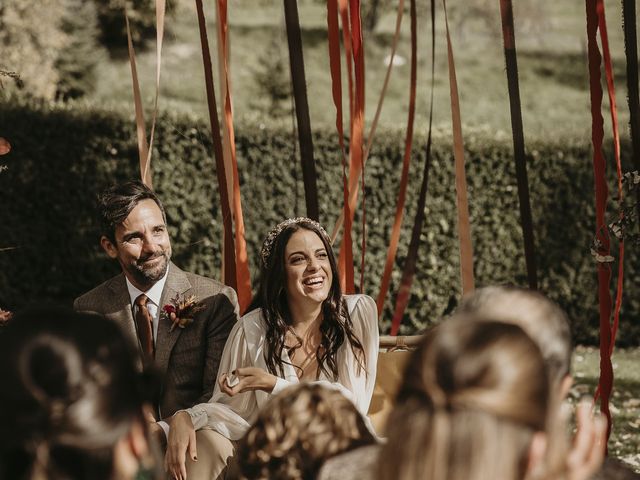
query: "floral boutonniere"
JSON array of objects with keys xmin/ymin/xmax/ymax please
[
  {"xmin": 162, "ymin": 294, "xmax": 205, "ymax": 332},
  {"xmin": 0, "ymin": 308, "xmax": 12, "ymax": 327}
]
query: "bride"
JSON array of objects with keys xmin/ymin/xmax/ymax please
[{"xmin": 165, "ymin": 217, "xmax": 379, "ymax": 480}]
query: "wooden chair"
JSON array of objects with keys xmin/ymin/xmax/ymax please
[{"xmin": 368, "ymin": 335, "xmax": 423, "ymax": 435}]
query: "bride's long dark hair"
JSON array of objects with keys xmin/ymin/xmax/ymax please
[{"xmin": 249, "ymin": 218, "xmax": 365, "ymax": 381}]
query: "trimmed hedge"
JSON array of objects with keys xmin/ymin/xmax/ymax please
[{"xmin": 0, "ymin": 99, "xmax": 638, "ymax": 345}]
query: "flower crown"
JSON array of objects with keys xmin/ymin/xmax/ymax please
[{"xmin": 260, "ymin": 217, "xmax": 329, "ymax": 266}]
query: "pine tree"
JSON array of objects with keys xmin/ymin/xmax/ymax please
[{"xmin": 55, "ymin": 0, "xmax": 102, "ymax": 100}]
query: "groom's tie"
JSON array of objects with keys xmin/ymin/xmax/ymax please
[{"xmin": 135, "ymin": 294, "xmax": 154, "ymax": 365}]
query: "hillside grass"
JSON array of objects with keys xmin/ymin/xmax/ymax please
[
  {"xmin": 572, "ymin": 347, "xmax": 640, "ymax": 470},
  {"xmin": 90, "ymin": 0, "xmax": 633, "ymax": 142}
]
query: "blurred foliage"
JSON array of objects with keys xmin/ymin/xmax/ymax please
[
  {"xmin": 94, "ymin": 0, "xmax": 175, "ymax": 49},
  {"xmin": 0, "ymin": 0, "xmax": 68, "ymax": 99},
  {"xmin": 55, "ymin": 0, "xmax": 102, "ymax": 100},
  {"xmin": 0, "ymin": 0, "xmax": 103, "ymax": 101},
  {"xmin": 0, "ymin": 99, "xmax": 638, "ymax": 346},
  {"xmin": 251, "ymin": 34, "xmax": 292, "ymax": 118}
]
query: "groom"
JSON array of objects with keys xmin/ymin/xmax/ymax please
[{"xmin": 74, "ymin": 181, "xmax": 238, "ymax": 437}]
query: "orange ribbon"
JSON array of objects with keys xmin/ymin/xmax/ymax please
[
  {"xmin": 195, "ymin": 0, "xmax": 237, "ymax": 290},
  {"xmin": 216, "ymin": 0, "xmax": 252, "ymax": 312}
]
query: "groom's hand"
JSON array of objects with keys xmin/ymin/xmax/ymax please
[{"xmin": 165, "ymin": 411, "xmax": 197, "ymax": 480}]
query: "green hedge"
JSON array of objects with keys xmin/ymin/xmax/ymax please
[{"xmin": 0, "ymin": 99, "xmax": 638, "ymax": 345}]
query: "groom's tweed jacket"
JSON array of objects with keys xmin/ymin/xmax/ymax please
[{"xmin": 74, "ymin": 262, "xmax": 238, "ymax": 419}]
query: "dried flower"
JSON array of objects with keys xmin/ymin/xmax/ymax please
[
  {"xmin": 162, "ymin": 294, "xmax": 205, "ymax": 332},
  {"xmin": 0, "ymin": 308, "xmax": 13, "ymax": 326}
]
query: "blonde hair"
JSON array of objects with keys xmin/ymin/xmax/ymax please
[
  {"xmin": 237, "ymin": 383, "xmax": 375, "ymax": 480},
  {"xmin": 456, "ymin": 285, "xmax": 572, "ymax": 387},
  {"xmin": 379, "ymin": 319, "xmax": 563, "ymax": 480}
]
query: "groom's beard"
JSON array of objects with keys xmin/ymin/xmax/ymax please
[{"xmin": 128, "ymin": 249, "xmax": 171, "ymax": 287}]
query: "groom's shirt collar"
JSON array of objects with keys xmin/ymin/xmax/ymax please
[{"xmin": 125, "ymin": 268, "xmax": 169, "ymax": 308}]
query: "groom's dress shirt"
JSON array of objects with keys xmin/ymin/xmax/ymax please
[{"xmin": 125, "ymin": 269, "xmax": 168, "ymax": 343}]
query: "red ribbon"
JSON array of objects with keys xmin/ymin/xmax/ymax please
[
  {"xmin": 327, "ymin": 0, "xmax": 355, "ymax": 294},
  {"xmin": 585, "ymin": 0, "xmax": 613, "ymax": 442},
  {"xmin": 332, "ymin": 0, "xmax": 367, "ymax": 294},
  {"xmin": 596, "ymin": 0, "xmax": 624, "ymax": 356}
]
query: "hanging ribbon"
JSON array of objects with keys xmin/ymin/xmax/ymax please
[
  {"xmin": 376, "ymin": 0, "xmax": 417, "ymax": 316},
  {"xmin": 284, "ymin": 0, "xmax": 320, "ymax": 221},
  {"xmin": 216, "ymin": 0, "xmax": 252, "ymax": 312},
  {"xmin": 338, "ymin": 0, "xmax": 355, "ymax": 126},
  {"xmin": 443, "ymin": 0, "xmax": 475, "ymax": 294},
  {"xmin": 499, "ymin": 0, "xmax": 537, "ymax": 290},
  {"xmin": 125, "ymin": 12, "xmax": 150, "ymax": 187},
  {"xmin": 390, "ymin": 0, "xmax": 433, "ymax": 335},
  {"xmin": 330, "ymin": 0, "xmax": 405, "ymax": 245},
  {"xmin": 622, "ymin": 0, "xmax": 640, "ymax": 227},
  {"xmin": 144, "ymin": 0, "xmax": 166, "ymax": 188},
  {"xmin": 195, "ymin": 0, "xmax": 237, "ymax": 289},
  {"xmin": 327, "ymin": 0, "xmax": 355, "ymax": 293},
  {"xmin": 333, "ymin": 0, "xmax": 365, "ymax": 293},
  {"xmin": 215, "ymin": 4, "xmax": 234, "ymax": 225},
  {"xmin": 595, "ymin": 0, "xmax": 624, "ymax": 355},
  {"xmin": 350, "ymin": 0, "xmax": 367, "ymax": 292},
  {"xmin": 585, "ymin": 0, "xmax": 613, "ymax": 442},
  {"xmin": 332, "ymin": 0, "xmax": 366, "ymax": 293},
  {"xmin": 124, "ymin": 1, "xmax": 165, "ymax": 188}
]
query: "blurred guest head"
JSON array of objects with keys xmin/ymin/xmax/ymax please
[
  {"xmin": 237, "ymin": 383, "xmax": 376, "ymax": 480},
  {"xmin": 0, "ymin": 308, "xmax": 158, "ymax": 480},
  {"xmin": 379, "ymin": 319, "xmax": 563, "ymax": 480},
  {"xmin": 456, "ymin": 285, "xmax": 572, "ymax": 397}
]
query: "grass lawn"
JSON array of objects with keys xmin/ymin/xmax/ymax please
[
  {"xmin": 572, "ymin": 346, "xmax": 640, "ymax": 471},
  {"xmin": 90, "ymin": 0, "xmax": 633, "ymax": 142}
]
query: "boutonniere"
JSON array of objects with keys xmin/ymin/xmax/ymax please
[
  {"xmin": 0, "ymin": 308, "xmax": 12, "ymax": 327},
  {"xmin": 162, "ymin": 294, "xmax": 205, "ymax": 332}
]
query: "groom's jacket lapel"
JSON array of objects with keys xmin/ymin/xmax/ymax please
[
  {"xmin": 105, "ymin": 274, "xmax": 139, "ymax": 350},
  {"xmin": 155, "ymin": 263, "xmax": 191, "ymax": 379}
]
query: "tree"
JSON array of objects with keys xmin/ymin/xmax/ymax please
[
  {"xmin": 94, "ymin": 0, "xmax": 174, "ymax": 49},
  {"xmin": 55, "ymin": 0, "xmax": 102, "ymax": 100},
  {"xmin": 0, "ymin": 0, "xmax": 68, "ymax": 100}
]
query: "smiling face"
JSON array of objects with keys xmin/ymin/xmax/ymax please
[
  {"xmin": 100, "ymin": 199, "xmax": 172, "ymax": 291},
  {"xmin": 284, "ymin": 228, "xmax": 333, "ymax": 309}
]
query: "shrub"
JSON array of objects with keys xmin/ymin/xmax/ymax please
[{"xmin": 0, "ymin": 99, "xmax": 637, "ymax": 345}]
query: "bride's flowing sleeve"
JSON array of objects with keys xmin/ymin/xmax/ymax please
[
  {"xmin": 183, "ymin": 319, "xmax": 254, "ymax": 437},
  {"xmin": 337, "ymin": 294, "xmax": 379, "ymax": 415}
]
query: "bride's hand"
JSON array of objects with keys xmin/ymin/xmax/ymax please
[{"xmin": 219, "ymin": 367, "xmax": 277, "ymax": 396}]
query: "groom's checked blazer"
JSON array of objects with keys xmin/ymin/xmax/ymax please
[{"xmin": 74, "ymin": 262, "xmax": 238, "ymax": 420}]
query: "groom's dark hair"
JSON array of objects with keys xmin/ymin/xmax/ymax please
[{"xmin": 97, "ymin": 180, "xmax": 166, "ymax": 242}]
